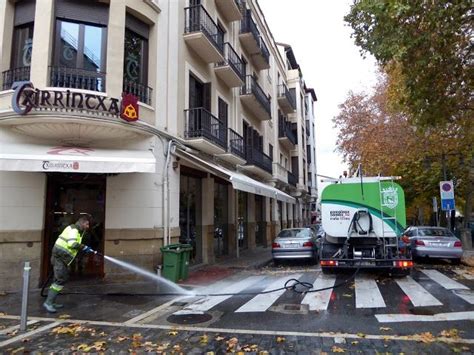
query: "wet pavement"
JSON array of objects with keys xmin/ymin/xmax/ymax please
[{"xmin": 1, "ymin": 252, "xmax": 474, "ymax": 353}]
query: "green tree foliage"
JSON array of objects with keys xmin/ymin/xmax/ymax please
[{"xmin": 344, "ymin": 0, "xmax": 472, "ymax": 127}]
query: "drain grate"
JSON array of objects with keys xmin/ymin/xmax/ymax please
[
  {"xmin": 284, "ymin": 304, "xmax": 301, "ymax": 311},
  {"xmin": 167, "ymin": 313, "xmax": 212, "ymax": 325},
  {"xmin": 409, "ymin": 308, "xmax": 435, "ymax": 316}
]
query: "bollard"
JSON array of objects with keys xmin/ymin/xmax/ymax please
[
  {"xmin": 156, "ymin": 265, "xmax": 162, "ymax": 277},
  {"xmin": 20, "ymin": 261, "xmax": 31, "ymax": 332}
]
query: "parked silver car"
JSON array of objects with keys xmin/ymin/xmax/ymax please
[
  {"xmin": 272, "ymin": 228, "xmax": 318, "ymax": 264},
  {"xmin": 405, "ymin": 226, "xmax": 463, "ymax": 264}
]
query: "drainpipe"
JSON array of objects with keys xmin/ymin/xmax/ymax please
[{"xmin": 163, "ymin": 140, "xmax": 175, "ymax": 246}]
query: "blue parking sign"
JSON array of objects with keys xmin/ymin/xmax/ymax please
[{"xmin": 441, "ymin": 198, "xmax": 455, "ymax": 211}]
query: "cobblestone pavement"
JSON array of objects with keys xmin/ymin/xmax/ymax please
[{"xmin": 0, "ymin": 318, "xmax": 473, "ymax": 354}]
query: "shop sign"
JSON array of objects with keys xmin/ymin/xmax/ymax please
[
  {"xmin": 11, "ymin": 81, "xmax": 139, "ymax": 122},
  {"xmin": 42, "ymin": 161, "xmax": 80, "ymax": 171}
]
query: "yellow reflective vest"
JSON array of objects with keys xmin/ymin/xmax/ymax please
[{"xmin": 54, "ymin": 225, "xmax": 83, "ymax": 263}]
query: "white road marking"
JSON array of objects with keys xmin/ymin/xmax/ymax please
[
  {"xmin": 421, "ymin": 269, "xmax": 469, "ymax": 290},
  {"xmin": 235, "ymin": 274, "xmax": 302, "ymax": 313},
  {"xmin": 376, "ymin": 311, "xmax": 474, "ymax": 323},
  {"xmin": 453, "ymin": 289, "xmax": 474, "ymax": 305},
  {"xmin": 177, "ymin": 276, "xmax": 264, "ymax": 313},
  {"xmin": 0, "ymin": 315, "xmax": 473, "ymax": 344},
  {"xmin": 395, "ymin": 276, "xmax": 442, "ymax": 307},
  {"xmin": 125, "ymin": 296, "xmax": 188, "ymax": 324},
  {"xmin": 355, "ymin": 276, "xmax": 386, "ymax": 308},
  {"xmin": 301, "ymin": 274, "xmax": 337, "ymax": 311},
  {"xmin": 453, "ymin": 269, "xmax": 474, "ymax": 280},
  {"xmin": 0, "ymin": 321, "xmax": 61, "ymax": 348},
  {"xmin": 0, "ymin": 320, "xmax": 39, "ymax": 335}
]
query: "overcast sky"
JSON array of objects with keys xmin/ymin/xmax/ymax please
[{"xmin": 258, "ymin": 0, "xmax": 378, "ymax": 185}]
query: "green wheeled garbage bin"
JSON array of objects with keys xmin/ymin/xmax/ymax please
[
  {"xmin": 160, "ymin": 244, "xmax": 193, "ymax": 282},
  {"xmin": 178, "ymin": 244, "xmax": 193, "ymax": 281},
  {"xmin": 160, "ymin": 244, "xmax": 182, "ymax": 282}
]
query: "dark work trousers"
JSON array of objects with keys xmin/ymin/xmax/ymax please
[{"xmin": 50, "ymin": 247, "xmax": 74, "ymax": 292}]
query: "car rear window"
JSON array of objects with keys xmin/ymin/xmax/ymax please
[
  {"xmin": 418, "ymin": 228, "xmax": 454, "ymax": 237},
  {"xmin": 278, "ymin": 229, "xmax": 311, "ymax": 238}
]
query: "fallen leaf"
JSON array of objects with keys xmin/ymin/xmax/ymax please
[
  {"xmin": 117, "ymin": 336, "xmax": 129, "ymax": 342},
  {"xmin": 77, "ymin": 343, "xmax": 92, "ymax": 352},
  {"xmin": 451, "ymin": 347, "xmax": 462, "ymax": 353},
  {"xmin": 168, "ymin": 330, "xmax": 178, "ymax": 336},
  {"xmin": 0, "ymin": 312, "xmax": 6, "ymax": 316},
  {"xmin": 259, "ymin": 351, "xmax": 269, "ymax": 355},
  {"xmin": 8, "ymin": 330, "xmax": 19, "ymax": 337},
  {"xmin": 439, "ymin": 329, "xmax": 459, "ymax": 338},
  {"xmin": 173, "ymin": 344, "xmax": 181, "ymax": 351},
  {"xmin": 351, "ymin": 341, "xmax": 359, "ymax": 345},
  {"xmin": 11, "ymin": 347, "xmax": 25, "ymax": 355},
  {"xmin": 91, "ymin": 341, "xmax": 107, "ymax": 351},
  {"xmin": 331, "ymin": 345, "xmax": 345, "ymax": 353},
  {"xmin": 342, "ymin": 293, "xmax": 352, "ymax": 298},
  {"xmin": 380, "ymin": 327, "xmax": 392, "ymax": 331},
  {"xmin": 417, "ymin": 332, "xmax": 435, "ymax": 343},
  {"xmin": 226, "ymin": 337, "xmax": 239, "ymax": 350},
  {"xmin": 205, "ymin": 352, "xmax": 215, "ymax": 355},
  {"xmin": 200, "ymin": 335, "xmax": 209, "ymax": 345},
  {"xmin": 356, "ymin": 333, "xmax": 366, "ymax": 338},
  {"xmin": 0, "ymin": 292, "xmax": 7, "ymax": 296},
  {"xmin": 99, "ymin": 331, "xmax": 107, "ymax": 336},
  {"xmin": 276, "ymin": 336, "xmax": 286, "ymax": 343},
  {"xmin": 58, "ymin": 314, "xmax": 71, "ymax": 319}
]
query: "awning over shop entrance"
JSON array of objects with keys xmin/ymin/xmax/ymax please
[
  {"xmin": 176, "ymin": 149, "xmax": 296, "ymax": 204},
  {"xmin": 0, "ymin": 143, "xmax": 156, "ymax": 173}
]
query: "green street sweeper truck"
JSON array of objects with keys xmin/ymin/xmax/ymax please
[{"xmin": 318, "ymin": 176, "xmax": 413, "ymax": 275}]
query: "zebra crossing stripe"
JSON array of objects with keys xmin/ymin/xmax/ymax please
[
  {"xmin": 421, "ymin": 269, "xmax": 469, "ymax": 290},
  {"xmin": 235, "ymin": 274, "xmax": 303, "ymax": 313},
  {"xmin": 452, "ymin": 290, "xmax": 474, "ymax": 305},
  {"xmin": 176, "ymin": 276, "xmax": 264, "ymax": 313},
  {"xmin": 301, "ymin": 274, "xmax": 337, "ymax": 311},
  {"xmin": 395, "ymin": 276, "xmax": 442, "ymax": 307},
  {"xmin": 355, "ymin": 276, "xmax": 386, "ymax": 308}
]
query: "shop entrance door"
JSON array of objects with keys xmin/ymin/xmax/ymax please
[
  {"xmin": 214, "ymin": 181, "xmax": 229, "ymax": 258},
  {"xmin": 41, "ymin": 173, "xmax": 106, "ymax": 284},
  {"xmin": 255, "ymin": 195, "xmax": 265, "ymax": 246}
]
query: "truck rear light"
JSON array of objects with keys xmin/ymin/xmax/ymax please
[
  {"xmin": 394, "ymin": 260, "xmax": 413, "ymax": 268},
  {"xmin": 303, "ymin": 241, "xmax": 313, "ymax": 247},
  {"xmin": 320, "ymin": 260, "xmax": 338, "ymax": 267},
  {"xmin": 272, "ymin": 242, "xmax": 281, "ymax": 248},
  {"xmin": 415, "ymin": 240, "xmax": 425, "ymax": 246},
  {"xmin": 454, "ymin": 241, "xmax": 462, "ymax": 248}
]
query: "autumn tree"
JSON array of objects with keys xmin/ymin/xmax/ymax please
[
  {"xmin": 344, "ymin": 0, "xmax": 473, "ymax": 226},
  {"xmin": 334, "ymin": 74, "xmax": 472, "ymax": 225}
]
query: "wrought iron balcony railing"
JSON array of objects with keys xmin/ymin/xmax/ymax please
[
  {"xmin": 185, "ymin": 108, "xmax": 227, "ymax": 150},
  {"xmin": 240, "ymin": 11, "xmax": 260, "ymax": 42},
  {"xmin": 278, "ymin": 83, "xmax": 296, "ymax": 110},
  {"xmin": 288, "ymin": 171, "xmax": 298, "ymax": 187},
  {"xmin": 185, "ymin": 5, "xmax": 224, "ymax": 55},
  {"xmin": 123, "ymin": 80, "xmax": 153, "ymax": 105},
  {"xmin": 228, "ymin": 128, "xmax": 246, "ymax": 160},
  {"xmin": 49, "ymin": 66, "xmax": 105, "ymax": 92},
  {"xmin": 278, "ymin": 115, "xmax": 298, "ymax": 145},
  {"xmin": 257, "ymin": 36, "xmax": 270, "ymax": 66},
  {"xmin": 246, "ymin": 146, "xmax": 272, "ymax": 174},
  {"xmin": 216, "ymin": 42, "xmax": 245, "ymax": 81},
  {"xmin": 2, "ymin": 67, "xmax": 30, "ymax": 90},
  {"xmin": 241, "ymin": 75, "xmax": 271, "ymax": 116}
]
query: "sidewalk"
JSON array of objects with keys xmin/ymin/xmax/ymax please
[{"xmin": 181, "ymin": 246, "xmax": 273, "ymax": 286}]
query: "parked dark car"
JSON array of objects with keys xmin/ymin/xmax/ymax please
[
  {"xmin": 272, "ymin": 228, "xmax": 318, "ymax": 264},
  {"xmin": 404, "ymin": 226, "xmax": 463, "ymax": 264}
]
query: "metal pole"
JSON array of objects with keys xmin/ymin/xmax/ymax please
[
  {"xmin": 20, "ymin": 261, "xmax": 31, "ymax": 332},
  {"xmin": 441, "ymin": 153, "xmax": 452, "ymax": 231}
]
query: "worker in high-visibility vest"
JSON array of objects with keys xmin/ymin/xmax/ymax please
[{"xmin": 43, "ymin": 216, "xmax": 95, "ymax": 313}]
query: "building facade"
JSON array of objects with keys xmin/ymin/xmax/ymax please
[{"xmin": 0, "ymin": 0, "xmax": 318, "ymax": 290}]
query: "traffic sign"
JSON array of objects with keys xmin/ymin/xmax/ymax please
[
  {"xmin": 440, "ymin": 181, "xmax": 454, "ymax": 199},
  {"xmin": 441, "ymin": 198, "xmax": 455, "ymax": 211}
]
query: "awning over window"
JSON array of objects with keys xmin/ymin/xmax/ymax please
[
  {"xmin": 0, "ymin": 143, "xmax": 156, "ymax": 173},
  {"xmin": 176, "ymin": 149, "xmax": 296, "ymax": 204}
]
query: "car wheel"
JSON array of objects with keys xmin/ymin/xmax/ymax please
[
  {"xmin": 451, "ymin": 258, "xmax": 461, "ymax": 265},
  {"xmin": 273, "ymin": 259, "xmax": 280, "ymax": 267}
]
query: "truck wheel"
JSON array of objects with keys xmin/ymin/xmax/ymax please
[{"xmin": 390, "ymin": 269, "xmax": 410, "ymax": 277}]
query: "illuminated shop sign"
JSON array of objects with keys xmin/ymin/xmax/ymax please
[{"xmin": 11, "ymin": 81, "xmax": 139, "ymax": 122}]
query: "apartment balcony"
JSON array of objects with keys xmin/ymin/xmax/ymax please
[
  {"xmin": 2, "ymin": 67, "xmax": 30, "ymax": 90},
  {"xmin": 241, "ymin": 146, "xmax": 273, "ymax": 179},
  {"xmin": 216, "ymin": 128, "xmax": 246, "ymax": 165},
  {"xmin": 240, "ymin": 75, "xmax": 271, "ymax": 121},
  {"xmin": 184, "ymin": 108, "xmax": 227, "ymax": 155},
  {"xmin": 184, "ymin": 5, "xmax": 225, "ymax": 63},
  {"xmin": 215, "ymin": 0, "xmax": 243, "ymax": 22},
  {"xmin": 273, "ymin": 162, "xmax": 288, "ymax": 186},
  {"xmin": 288, "ymin": 171, "xmax": 298, "ymax": 187},
  {"xmin": 277, "ymin": 84, "xmax": 296, "ymax": 114},
  {"xmin": 278, "ymin": 115, "xmax": 298, "ymax": 150},
  {"xmin": 49, "ymin": 66, "xmax": 105, "ymax": 92},
  {"xmin": 239, "ymin": 12, "xmax": 270, "ymax": 70},
  {"xmin": 123, "ymin": 80, "xmax": 153, "ymax": 105},
  {"xmin": 214, "ymin": 43, "xmax": 245, "ymax": 88}
]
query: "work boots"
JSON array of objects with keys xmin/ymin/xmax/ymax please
[{"xmin": 43, "ymin": 288, "xmax": 59, "ymax": 313}]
